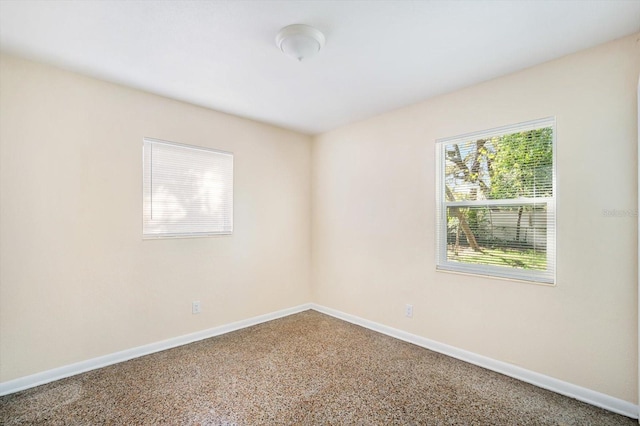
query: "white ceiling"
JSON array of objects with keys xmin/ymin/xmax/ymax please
[{"xmin": 1, "ymin": 1, "xmax": 639, "ymax": 135}]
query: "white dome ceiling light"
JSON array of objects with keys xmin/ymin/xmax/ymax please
[{"xmin": 276, "ymin": 24, "xmax": 325, "ymax": 62}]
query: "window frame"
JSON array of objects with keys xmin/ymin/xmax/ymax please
[
  {"xmin": 435, "ymin": 117, "xmax": 556, "ymax": 285},
  {"xmin": 142, "ymin": 137, "xmax": 234, "ymax": 239}
]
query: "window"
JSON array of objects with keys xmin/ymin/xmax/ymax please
[
  {"xmin": 143, "ymin": 138, "xmax": 233, "ymax": 238},
  {"xmin": 435, "ymin": 118, "xmax": 555, "ymax": 284}
]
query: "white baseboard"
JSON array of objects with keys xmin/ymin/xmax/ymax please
[
  {"xmin": 310, "ymin": 303, "xmax": 639, "ymax": 420},
  {"xmin": 0, "ymin": 303, "xmax": 312, "ymax": 396},
  {"xmin": 2, "ymin": 302, "xmax": 637, "ymax": 420}
]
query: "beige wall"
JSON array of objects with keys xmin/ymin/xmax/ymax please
[
  {"xmin": 0, "ymin": 54, "xmax": 312, "ymax": 382},
  {"xmin": 312, "ymin": 33, "xmax": 640, "ymax": 403},
  {"xmin": 1, "ymin": 33, "xmax": 639, "ymax": 405}
]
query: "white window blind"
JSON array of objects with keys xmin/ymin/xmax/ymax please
[
  {"xmin": 143, "ymin": 138, "xmax": 233, "ymax": 238},
  {"xmin": 436, "ymin": 117, "xmax": 556, "ymax": 284}
]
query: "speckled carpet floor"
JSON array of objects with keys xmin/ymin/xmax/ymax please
[{"xmin": 0, "ymin": 310, "xmax": 635, "ymax": 425}]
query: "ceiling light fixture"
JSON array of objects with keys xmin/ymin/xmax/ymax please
[{"xmin": 276, "ymin": 24, "xmax": 325, "ymax": 62}]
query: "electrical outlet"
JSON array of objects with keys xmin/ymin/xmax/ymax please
[
  {"xmin": 405, "ymin": 304, "xmax": 413, "ymax": 318},
  {"xmin": 192, "ymin": 301, "xmax": 201, "ymax": 314}
]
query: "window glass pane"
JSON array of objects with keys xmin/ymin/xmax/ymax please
[
  {"xmin": 444, "ymin": 127, "xmax": 553, "ymax": 202},
  {"xmin": 446, "ymin": 204, "xmax": 547, "ymax": 271}
]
